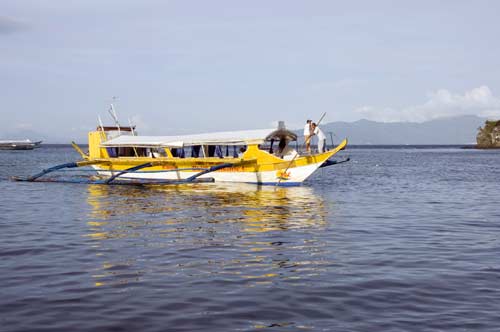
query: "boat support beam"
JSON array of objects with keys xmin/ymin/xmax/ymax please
[
  {"xmin": 184, "ymin": 163, "xmax": 234, "ymax": 182},
  {"xmin": 13, "ymin": 160, "xmax": 107, "ymax": 182},
  {"xmin": 105, "ymin": 162, "xmax": 153, "ymax": 184},
  {"xmin": 105, "ymin": 162, "xmax": 235, "ymax": 184},
  {"xmin": 320, "ymin": 157, "xmax": 350, "ymax": 168},
  {"xmin": 26, "ymin": 162, "xmax": 80, "ymax": 181}
]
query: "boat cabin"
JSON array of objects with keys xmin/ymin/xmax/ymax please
[{"xmin": 89, "ymin": 122, "xmax": 299, "ymax": 161}]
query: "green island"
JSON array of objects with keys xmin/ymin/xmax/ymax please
[{"xmin": 476, "ymin": 120, "xmax": 500, "ymax": 148}]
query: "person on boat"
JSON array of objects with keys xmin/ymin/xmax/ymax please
[
  {"xmin": 276, "ymin": 139, "xmax": 287, "ymax": 157},
  {"xmin": 312, "ymin": 122, "xmax": 326, "ymax": 153},
  {"xmin": 304, "ymin": 119, "xmax": 312, "ymax": 152},
  {"xmin": 276, "ymin": 138, "xmax": 298, "ymax": 160},
  {"xmin": 238, "ymin": 146, "xmax": 246, "ymax": 158}
]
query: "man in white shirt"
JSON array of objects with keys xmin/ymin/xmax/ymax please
[
  {"xmin": 312, "ymin": 122, "xmax": 327, "ymax": 153},
  {"xmin": 303, "ymin": 119, "xmax": 312, "ymax": 152}
]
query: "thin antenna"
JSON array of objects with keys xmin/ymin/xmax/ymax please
[
  {"xmin": 128, "ymin": 118, "xmax": 136, "ymax": 136},
  {"xmin": 97, "ymin": 115, "xmax": 105, "ymax": 132},
  {"xmin": 107, "ymin": 97, "xmax": 121, "ymax": 134},
  {"xmin": 128, "ymin": 118, "xmax": 139, "ymax": 157}
]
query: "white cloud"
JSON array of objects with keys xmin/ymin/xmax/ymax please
[{"xmin": 355, "ymin": 86, "xmax": 500, "ymax": 122}]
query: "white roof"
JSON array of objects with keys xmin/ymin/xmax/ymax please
[{"xmin": 101, "ymin": 128, "xmax": 276, "ymax": 148}]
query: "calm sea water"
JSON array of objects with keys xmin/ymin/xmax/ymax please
[{"xmin": 1, "ymin": 146, "xmax": 499, "ymax": 332}]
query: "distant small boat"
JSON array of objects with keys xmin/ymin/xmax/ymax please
[{"xmin": 0, "ymin": 139, "xmax": 42, "ymax": 150}]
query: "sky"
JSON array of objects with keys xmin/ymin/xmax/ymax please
[{"xmin": 2, "ymin": 0, "xmax": 500, "ymax": 141}]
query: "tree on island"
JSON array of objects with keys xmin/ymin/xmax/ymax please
[{"xmin": 476, "ymin": 120, "xmax": 500, "ymax": 148}]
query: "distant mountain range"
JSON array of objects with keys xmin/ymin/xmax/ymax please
[
  {"xmin": 298, "ymin": 115, "xmax": 487, "ymax": 145},
  {"xmin": 1, "ymin": 115, "xmax": 489, "ymax": 145}
]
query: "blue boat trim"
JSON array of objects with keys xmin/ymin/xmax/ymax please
[
  {"xmin": 106, "ymin": 177, "xmax": 302, "ymax": 187},
  {"xmin": 246, "ymin": 181, "xmax": 302, "ymax": 187}
]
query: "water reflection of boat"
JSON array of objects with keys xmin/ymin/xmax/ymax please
[
  {"xmin": 85, "ymin": 184, "xmax": 329, "ymax": 287},
  {"xmin": 86, "ymin": 183, "xmax": 327, "ymax": 234}
]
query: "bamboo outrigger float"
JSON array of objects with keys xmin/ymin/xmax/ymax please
[{"xmin": 15, "ymin": 118, "xmax": 348, "ymax": 186}]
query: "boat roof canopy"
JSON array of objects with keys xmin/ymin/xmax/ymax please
[
  {"xmin": 101, "ymin": 127, "xmax": 297, "ymax": 148},
  {"xmin": 265, "ymin": 128, "xmax": 297, "ymax": 142},
  {"xmin": 97, "ymin": 126, "xmax": 135, "ymax": 132}
]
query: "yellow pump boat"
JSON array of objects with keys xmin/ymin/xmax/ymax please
[{"xmin": 17, "ymin": 121, "xmax": 348, "ymax": 186}]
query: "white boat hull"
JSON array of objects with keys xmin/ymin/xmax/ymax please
[{"xmin": 93, "ymin": 161, "xmax": 323, "ymax": 186}]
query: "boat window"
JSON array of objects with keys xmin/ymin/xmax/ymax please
[
  {"xmin": 191, "ymin": 145, "xmax": 201, "ymax": 158},
  {"xmin": 117, "ymin": 147, "xmax": 138, "ymax": 157},
  {"xmin": 178, "ymin": 145, "xmax": 245, "ymax": 159},
  {"xmin": 145, "ymin": 148, "xmax": 166, "ymax": 158},
  {"xmin": 105, "ymin": 147, "xmax": 169, "ymax": 158},
  {"xmin": 152, "ymin": 148, "xmax": 166, "ymax": 158},
  {"xmin": 106, "ymin": 147, "xmax": 118, "ymax": 158},
  {"xmin": 237, "ymin": 145, "xmax": 246, "ymax": 158},
  {"xmin": 214, "ymin": 146, "xmax": 224, "ymax": 158},
  {"xmin": 171, "ymin": 148, "xmax": 185, "ymax": 158},
  {"xmin": 203, "ymin": 145, "xmax": 222, "ymax": 158},
  {"xmin": 202, "ymin": 145, "xmax": 208, "ymax": 158},
  {"xmin": 207, "ymin": 145, "xmax": 216, "ymax": 157}
]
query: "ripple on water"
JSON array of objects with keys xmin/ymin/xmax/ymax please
[{"xmin": 1, "ymin": 147, "xmax": 500, "ymax": 331}]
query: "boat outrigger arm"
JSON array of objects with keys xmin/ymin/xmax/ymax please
[
  {"xmin": 20, "ymin": 160, "xmax": 105, "ymax": 182},
  {"xmin": 12, "ymin": 159, "xmax": 239, "ymax": 185},
  {"xmin": 102, "ymin": 161, "xmax": 236, "ymax": 184},
  {"xmin": 320, "ymin": 157, "xmax": 350, "ymax": 168}
]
